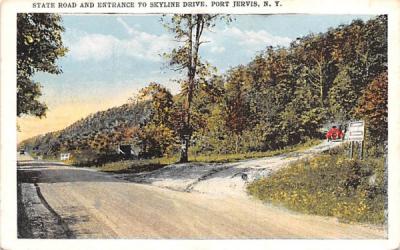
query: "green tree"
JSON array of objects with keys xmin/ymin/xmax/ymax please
[
  {"xmin": 133, "ymin": 83, "xmax": 177, "ymax": 157},
  {"xmin": 136, "ymin": 124, "xmax": 177, "ymax": 158},
  {"xmin": 136, "ymin": 83, "xmax": 174, "ymax": 127},
  {"xmin": 328, "ymin": 67, "xmax": 358, "ymax": 122},
  {"xmin": 17, "ymin": 13, "xmax": 68, "ymax": 117},
  {"xmin": 223, "ymin": 66, "xmax": 251, "ymax": 152},
  {"xmin": 296, "ymin": 34, "xmax": 336, "ymax": 109},
  {"xmin": 332, "ymin": 16, "xmax": 387, "ymax": 97}
]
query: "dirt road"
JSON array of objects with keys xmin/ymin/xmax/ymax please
[
  {"xmin": 17, "ymin": 143, "xmax": 386, "ymax": 239},
  {"xmin": 114, "ymin": 141, "xmax": 347, "ymax": 198}
]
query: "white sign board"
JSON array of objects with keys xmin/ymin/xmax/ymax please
[
  {"xmin": 348, "ymin": 121, "xmax": 365, "ymax": 141},
  {"xmin": 60, "ymin": 153, "xmax": 71, "ymax": 161}
]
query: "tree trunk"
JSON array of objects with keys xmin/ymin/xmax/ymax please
[
  {"xmin": 318, "ymin": 60, "xmax": 324, "ymax": 108},
  {"xmin": 180, "ymin": 137, "xmax": 189, "ymax": 162},
  {"xmin": 179, "ymin": 14, "xmax": 205, "ymax": 163},
  {"xmin": 179, "ymin": 15, "xmax": 194, "ymax": 163}
]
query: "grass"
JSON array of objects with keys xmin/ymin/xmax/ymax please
[
  {"xmin": 247, "ymin": 154, "xmax": 386, "ymax": 225},
  {"xmin": 99, "ymin": 155, "xmax": 180, "ymax": 173},
  {"xmin": 189, "ymin": 139, "xmax": 321, "ymax": 163},
  {"xmin": 97, "ymin": 139, "xmax": 322, "ymax": 172}
]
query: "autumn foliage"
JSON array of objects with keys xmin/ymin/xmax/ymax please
[{"xmin": 355, "ymin": 72, "xmax": 388, "ymax": 145}]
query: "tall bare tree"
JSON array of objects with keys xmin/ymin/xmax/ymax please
[{"xmin": 162, "ymin": 14, "xmax": 229, "ymax": 162}]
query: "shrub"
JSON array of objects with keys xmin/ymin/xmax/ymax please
[{"xmin": 247, "ymin": 155, "xmax": 386, "ymax": 224}]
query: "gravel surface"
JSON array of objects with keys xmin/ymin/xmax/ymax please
[{"xmin": 114, "ymin": 141, "xmax": 344, "ymax": 198}]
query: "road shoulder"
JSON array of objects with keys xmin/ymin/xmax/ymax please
[{"xmin": 17, "ymin": 182, "xmax": 74, "ymax": 238}]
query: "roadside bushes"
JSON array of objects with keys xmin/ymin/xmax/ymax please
[{"xmin": 247, "ymin": 154, "xmax": 386, "ymax": 224}]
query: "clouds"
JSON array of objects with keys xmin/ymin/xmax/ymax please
[
  {"xmin": 68, "ymin": 33, "xmax": 118, "ymax": 61},
  {"xmin": 222, "ymin": 27, "xmax": 292, "ymax": 47},
  {"xmin": 65, "ymin": 16, "xmax": 292, "ymax": 68},
  {"xmin": 210, "ymin": 46, "xmax": 226, "ymax": 53},
  {"xmin": 204, "ymin": 26, "xmax": 291, "ymax": 56},
  {"xmin": 67, "ymin": 17, "xmax": 173, "ymax": 62},
  {"xmin": 200, "ymin": 26, "xmax": 291, "ymax": 71}
]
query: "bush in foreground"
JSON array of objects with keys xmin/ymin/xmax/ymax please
[{"xmin": 247, "ymin": 155, "xmax": 386, "ymax": 224}]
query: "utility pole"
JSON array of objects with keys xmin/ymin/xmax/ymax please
[{"xmin": 349, "ymin": 141, "xmax": 353, "ymax": 158}]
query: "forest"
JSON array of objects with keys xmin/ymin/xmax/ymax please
[{"xmin": 19, "ymin": 15, "xmax": 388, "ymax": 165}]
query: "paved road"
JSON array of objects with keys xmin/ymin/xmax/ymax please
[{"xmin": 17, "ymin": 149, "xmax": 385, "ymax": 239}]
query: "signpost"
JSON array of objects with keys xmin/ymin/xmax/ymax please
[
  {"xmin": 347, "ymin": 120, "xmax": 365, "ymax": 159},
  {"xmin": 348, "ymin": 121, "xmax": 365, "ymax": 141}
]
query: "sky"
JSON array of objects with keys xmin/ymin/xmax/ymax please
[{"xmin": 17, "ymin": 14, "xmax": 375, "ymax": 142}]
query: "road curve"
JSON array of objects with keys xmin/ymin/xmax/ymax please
[{"xmin": 17, "ymin": 157, "xmax": 385, "ymax": 239}]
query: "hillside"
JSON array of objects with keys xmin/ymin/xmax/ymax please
[{"xmin": 20, "ymin": 101, "xmax": 152, "ymax": 162}]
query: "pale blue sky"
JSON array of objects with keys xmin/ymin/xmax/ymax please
[{"xmin": 21, "ymin": 14, "xmax": 375, "ymax": 142}]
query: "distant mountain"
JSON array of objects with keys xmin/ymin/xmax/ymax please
[{"xmin": 19, "ymin": 101, "xmax": 151, "ymax": 164}]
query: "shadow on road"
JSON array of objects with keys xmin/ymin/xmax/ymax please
[
  {"xmin": 103, "ymin": 163, "xmax": 166, "ymax": 175},
  {"xmin": 18, "ymin": 162, "xmax": 67, "ymax": 167},
  {"xmin": 17, "ymin": 167, "xmax": 122, "ymax": 183}
]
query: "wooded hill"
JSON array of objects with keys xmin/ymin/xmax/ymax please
[
  {"xmin": 19, "ymin": 15, "xmax": 388, "ymax": 164},
  {"xmin": 20, "ymin": 102, "xmax": 152, "ymax": 161}
]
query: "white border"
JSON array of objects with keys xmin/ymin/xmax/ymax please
[{"xmin": 1, "ymin": 0, "xmax": 399, "ymax": 249}]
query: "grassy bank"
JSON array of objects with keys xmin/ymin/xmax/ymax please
[
  {"xmin": 247, "ymin": 154, "xmax": 386, "ymax": 225},
  {"xmin": 99, "ymin": 156, "xmax": 179, "ymax": 173},
  {"xmin": 97, "ymin": 139, "xmax": 321, "ymax": 172},
  {"xmin": 189, "ymin": 139, "xmax": 321, "ymax": 163}
]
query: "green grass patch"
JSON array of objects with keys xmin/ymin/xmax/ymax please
[
  {"xmin": 247, "ymin": 154, "xmax": 386, "ymax": 225},
  {"xmin": 189, "ymin": 139, "xmax": 322, "ymax": 163},
  {"xmin": 98, "ymin": 155, "xmax": 180, "ymax": 173}
]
